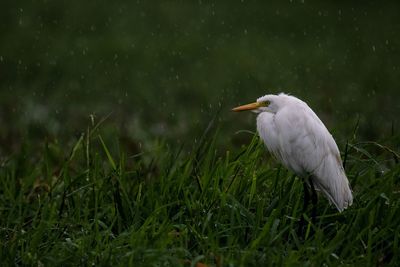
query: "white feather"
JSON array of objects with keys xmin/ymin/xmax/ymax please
[{"xmin": 255, "ymin": 93, "xmax": 353, "ymax": 212}]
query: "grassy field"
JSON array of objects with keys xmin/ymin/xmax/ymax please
[
  {"xmin": 1, "ymin": 1, "xmax": 400, "ymax": 266},
  {"xmin": 1, "ymin": 119, "xmax": 399, "ymax": 266}
]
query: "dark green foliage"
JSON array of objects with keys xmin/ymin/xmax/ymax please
[
  {"xmin": 1, "ymin": 1, "xmax": 400, "ymax": 266},
  {"xmin": 0, "ymin": 124, "xmax": 399, "ymax": 266},
  {"xmin": 1, "ymin": 1, "xmax": 400, "ymax": 152}
]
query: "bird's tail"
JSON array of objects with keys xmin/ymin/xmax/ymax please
[{"xmin": 312, "ymin": 154, "xmax": 353, "ymax": 212}]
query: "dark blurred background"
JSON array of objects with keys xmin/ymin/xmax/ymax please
[{"xmin": 1, "ymin": 1, "xmax": 399, "ymax": 154}]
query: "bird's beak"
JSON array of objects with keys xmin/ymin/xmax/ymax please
[{"xmin": 232, "ymin": 102, "xmax": 261, "ymax": 112}]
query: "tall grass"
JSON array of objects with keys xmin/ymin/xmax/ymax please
[{"xmin": 0, "ymin": 122, "xmax": 399, "ymax": 266}]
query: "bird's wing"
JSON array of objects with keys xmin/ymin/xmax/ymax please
[
  {"xmin": 273, "ymin": 104, "xmax": 325, "ymax": 174},
  {"xmin": 273, "ymin": 103, "xmax": 353, "ymax": 211}
]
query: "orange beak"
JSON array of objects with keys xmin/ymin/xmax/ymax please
[{"xmin": 232, "ymin": 102, "xmax": 261, "ymax": 112}]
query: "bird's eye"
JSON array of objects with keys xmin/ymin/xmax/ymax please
[{"xmin": 259, "ymin": 101, "xmax": 270, "ymax": 107}]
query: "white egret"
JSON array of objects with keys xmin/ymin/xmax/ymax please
[{"xmin": 232, "ymin": 93, "xmax": 353, "ymax": 214}]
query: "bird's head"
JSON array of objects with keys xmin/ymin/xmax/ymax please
[{"xmin": 232, "ymin": 94, "xmax": 285, "ymax": 114}]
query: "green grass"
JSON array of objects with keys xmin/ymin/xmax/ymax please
[
  {"xmin": 1, "ymin": 120, "xmax": 399, "ymax": 266},
  {"xmin": 1, "ymin": 1, "xmax": 400, "ymax": 266}
]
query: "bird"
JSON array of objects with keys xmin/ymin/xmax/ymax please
[{"xmin": 232, "ymin": 93, "xmax": 353, "ymax": 216}]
